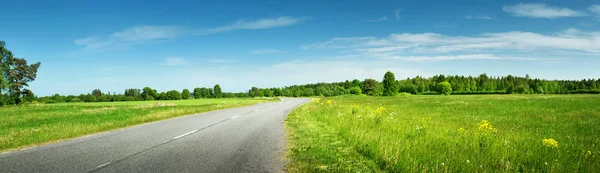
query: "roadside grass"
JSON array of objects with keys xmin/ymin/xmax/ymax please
[
  {"xmin": 285, "ymin": 95, "xmax": 600, "ymax": 172},
  {"xmin": 0, "ymin": 98, "xmax": 275, "ymax": 152}
]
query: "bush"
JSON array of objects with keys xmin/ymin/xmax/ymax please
[
  {"xmin": 348, "ymin": 87, "xmax": 362, "ymax": 95},
  {"xmin": 438, "ymin": 81, "xmax": 452, "ymax": 95}
]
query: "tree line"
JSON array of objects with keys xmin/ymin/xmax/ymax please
[
  {"xmin": 2, "ymin": 41, "xmax": 600, "ymax": 105},
  {"xmin": 35, "ymin": 71, "xmax": 600, "ymax": 104}
]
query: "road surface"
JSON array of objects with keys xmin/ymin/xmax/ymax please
[{"xmin": 0, "ymin": 98, "xmax": 309, "ymax": 173}]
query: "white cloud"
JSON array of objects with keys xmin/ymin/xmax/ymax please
[
  {"xmin": 465, "ymin": 15, "xmax": 493, "ymax": 20},
  {"xmin": 303, "ymin": 29, "xmax": 600, "ymax": 54},
  {"xmin": 208, "ymin": 59, "xmax": 236, "ymax": 63},
  {"xmin": 162, "ymin": 57, "xmax": 188, "ymax": 66},
  {"xmin": 367, "ymin": 16, "xmax": 387, "ymax": 22},
  {"xmin": 381, "ymin": 54, "xmax": 561, "ymax": 61},
  {"xmin": 394, "ymin": 9, "xmax": 402, "ymax": 20},
  {"xmin": 589, "ymin": 5, "xmax": 600, "ymax": 14},
  {"xmin": 75, "ymin": 17, "xmax": 307, "ymax": 51},
  {"xmin": 503, "ymin": 3, "xmax": 586, "ymax": 18},
  {"xmin": 206, "ymin": 16, "xmax": 307, "ymax": 33},
  {"xmin": 74, "ymin": 26, "xmax": 184, "ymax": 51},
  {"xmin": 250, "ymin": 49, "xmax": 283, "ymax": 54}
]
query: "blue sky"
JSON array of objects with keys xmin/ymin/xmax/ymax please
[{"xmin": 1, "ymin": 0, "xmax": 599, "ymax": 96}]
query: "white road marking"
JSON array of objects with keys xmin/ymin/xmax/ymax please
[
  {"xmin": 173, "ymin": 130, "xmax": 199, "ymax": 140},
  {"xmin": 96, "ymin": 162, "xmax": 111, "ymax": 168},
  {"xmin": 230, "ymin": 115, "xmax": 240, "ymax": 119}
]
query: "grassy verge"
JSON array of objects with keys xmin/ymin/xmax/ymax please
[
  {"xmin": 285, "ymin": 95, "xmax": 600, "ymax": 172},
  {"xmin": 0, "ymin": 98, "xmax": 275, "ymax": 152}
]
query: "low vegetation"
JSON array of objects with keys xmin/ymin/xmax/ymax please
[
  {"xmin": 0, "ymin": 98, "xmax": 274, "ymax": 152},
  {"xmin": 285, "ymin": 95, "xmax": 600, "ymax": 172}
]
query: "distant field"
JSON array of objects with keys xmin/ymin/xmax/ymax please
[
  {"xmin": 285, "ymin": 95, "xmax": 600, "ymax": 172},
  {"xmin": 0, "ymin": 98, "xmax": 274, "ymax": 152}
]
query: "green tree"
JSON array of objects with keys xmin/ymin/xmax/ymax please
[
  {"xmin": 166, "ymin": 90, "xmax": 182, "ymax": 100},
  {"xmin": 438, "ymin": 81, "xmax": 452, "ymax": 95},
  {"xmin": 193, "ymin": 87, "xmax": 202, "ymax": 98},
  {"xmin": 92, "ymin": 89, "xmax": 103, "ymax": 99},
  {"xmin": 181, "ymin": 89, "xmax": 191, "ymax": 99},
  {"xmin": 1, "ymin": 41, "xmax": 42, "ymax": 105},
  {"xmin": 383, "ymin": 71, "xmax": 398, "ymax": 96},
  {"xmin": 213, "ymin": 84, "xmax": 222, "ymax": 98},
  {"xmin": 22, "ymin": 89, "xmax": 35, "ymax": 102},
  {"xmin": 363, "ymin": 79, "xmax": 378, "ymax": 95},
  {"xmin": 141, "ymin": 87, "xmax": 157, "ymax": 101},
  {"xmin": 348, "ymin": 87, "xmax": 362, "ymax": 95}
]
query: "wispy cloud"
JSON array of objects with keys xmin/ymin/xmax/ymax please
[
  {"xmin": 208, "ymin": 59, "xmax": 236, "ymax": 63},
  {"xmin": 465, "ymin": 15, "xmax": 493, "ymax": 20},
  {"xmin": 394, "ymin": 9, "xmax": 402, "ymax": 20},
  {"xmin": 250, "ymin": 48, "xmax": 283, "ymax": 54},
  {"xmin": 590, "ymin": 5, "xmax": 600, "ymax": 15},
  {"xmin": 303, "ymin": 29, "xmax": 600, "ymax": 53},
  {"xmin": 367, "ymin": 16, "xmax": 387, "ymax": 22},
  {"xmin": 162, "ymin": 57, "xmax": 188, "ymax": 66},
  {"xmin": 300, "ymin": 28, "xmax": 599, "ymax": 63},
  {"xmin": 503, "ymin": 3, "xmax": 586, "ymax": 18},
  {"xmin": 75, "ymin": 26, "xmax": 184, "ymax": 51},
  {"xmin": 74, "ymin": 16, "xmax": 307, "ymax": 51},
  {"xmin": 206, "ymin": 16, "xmax": 308, "ymax": 33}
]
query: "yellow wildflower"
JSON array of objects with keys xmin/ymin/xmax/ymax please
[
  {"xmin": 374, "ymin": 106, "xmax": 387, "ymax": 114},
  {"xmin": 543, "ymin": 138, "xmax": 559, "ymax": 149},
  {"xmin": 458, "ymin": 127, "xmax": 465, "ymax": 132},
  {"xmin": 326, "ymin": 100, "xmax": 332, "ymax": 105},
  {"xmin": 477, "ymin": 120, "xmax": 496, "ymax": 133},
  {"xmin": 421, "ymin": 117, "xmax": 432, "ymax": 122}
]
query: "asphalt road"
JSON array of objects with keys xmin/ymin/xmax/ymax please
[{"xmin": 0, "ymin": 98, "xmax": 309, "ymax": 173}]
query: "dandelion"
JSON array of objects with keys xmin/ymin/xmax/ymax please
[
  {"xmin": 543, "ymin": 138, "xmax": 559, "ymax": 149},
  {"xmin": 477, "ymin": 120, "xmax": 497, "ymax": 133},
  {"xmin": 326, "ymin": 100, "xmax": 332, "ymax": 105}
]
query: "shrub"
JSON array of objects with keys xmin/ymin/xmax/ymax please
[{"xmin": 348, "ymin": 87, "xmax": 362, "ymax": 95}]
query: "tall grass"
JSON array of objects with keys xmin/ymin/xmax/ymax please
[
  {"xmin": 285, "ymin": 95, "xmax": 600, "ymax": 172},
  {"xmin": 0, "ymin": 98, "xmax": 273, "ymax": 152}
]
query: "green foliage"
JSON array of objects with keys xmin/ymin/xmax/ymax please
[
  {"xmin": 141, "ymin": 87, "xmax": 157, "ymax": 101},
  {"xmin": 0, "ymin": 41, "xmax": 41, "ymax": 105},
  {"xmin": 383, "ymin": 71, "xmax": 398, "ymax": 96},
  {"xmin": 181, "ymin": 89, "xmax": 190, "ymax": 99},
  {"xmin": 213, "ymin": 84, "xmax": 222, "ymax": 98},
  {"xmin": 362, "ymin": 79, "xmax": 378, "ymax": 96},
  {"xmin": 348, "ymin": 86, "xmax": 362, "ymax": 95},
  {"xmin": 166, "ymin": 90, "xmax": 182, "ymax": 100},
  {"xmin": 193, "ymin": 87, "xmax": 202, "ymax": 98},
  {"xmin": 286, "ymin": 95, "xmax": 600, "ymax": 172},
  {"xmin": 438, "ymin": 81, "xmax": 452, "ymax": 95},
  {"xmin": 91, "ymin": 89, "xmax": 102, "ymax": 99}
]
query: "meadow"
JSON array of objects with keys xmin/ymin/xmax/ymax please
[
  {"xmin": 285, "ymin": 95, "xmax": 600, "ymax": 172},
  {"xmin": 0, "ymin": 98, "xmax": 274, "ymax": 152}
]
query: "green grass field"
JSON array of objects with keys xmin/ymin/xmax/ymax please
[
  {"xmin": 0, "ymin": 98, "xmax": 274, "ymax": 152},
  {"xmin": 285, "ymin": 95, "xmax": 600, "ymax": 172}
]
